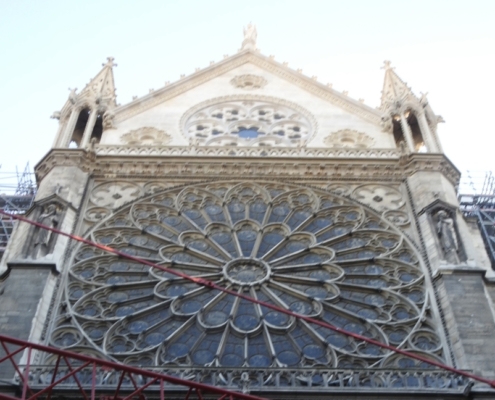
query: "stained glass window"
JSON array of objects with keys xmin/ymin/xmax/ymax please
[{"xmin": 54, "ymin": 181, "xmax": 445, "ymax": 373}]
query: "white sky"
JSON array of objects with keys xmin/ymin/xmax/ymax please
[{"xmin": 0, "ymin": 0, "xmax": 494, "ymax": 192}]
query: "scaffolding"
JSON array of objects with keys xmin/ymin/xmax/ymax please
[
  {"xmin": 458, "ymin": 170, "xmax": 495, "ymax": 269},
  {"xmin": 0, "ymin": 163, "xmax": 37, "ymax": 260}
]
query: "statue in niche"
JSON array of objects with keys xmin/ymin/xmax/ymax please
[
  {"xmin": 32, "ymin": 204, "xmax": 59, "ymax": 259},
  {"xmin": 436, "ymin": 210, "xmax": 460, "ymax": 264}
]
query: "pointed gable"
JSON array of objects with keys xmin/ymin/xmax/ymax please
[
  {"xmin": 79, "ymin": 57, "xmax": 117, "ymax": 107},
  {"xmin": 99, "ymin": 49, "xmax": 396, "ymax": 149},
  {"xmin": 381, "ymin": 61, "xmax": 410, "ymax": 104},
  {"xmin": 58, "ymin": 57, "xmax": 117, "ymax": 119},
  {"xmin": 113, "ymin": 50, "xmax": 381, "ymax": 126}
]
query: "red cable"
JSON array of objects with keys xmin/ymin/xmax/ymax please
[{"xmin": 1, "ymin": 209, "xmax": 494, "ymax": 389}]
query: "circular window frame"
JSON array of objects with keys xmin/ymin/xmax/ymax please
[{"xmin": 180, "ymin": 95, "xmax": 318, "ymax": 147}]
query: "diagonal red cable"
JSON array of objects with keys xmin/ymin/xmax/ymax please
[{"xmin": 1, "ymin": 209, "xmax": 494, "ymax": 389}]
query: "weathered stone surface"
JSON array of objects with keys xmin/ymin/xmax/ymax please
[
  {"xmin": 0, "ymin": 266, "xmax": 52, "ymax": 380},
  {"xmin": 441, "ymin": 271, "xmax": 495, "ymax": 376}
]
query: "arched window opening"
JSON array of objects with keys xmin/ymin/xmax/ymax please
[
  {"xmin": 90, "ymin": 113, "xmax": 103, "ymax": 144},
  {"xmin": 69, "ymin": 108, "xmax": 90, "ymax": 148},
  {"xmin": 392, "ymin": 116, "xmax": 405, "ymax": 148},
  {"xmin": 407, "ymin": 113, "xmax": 426, "ymax": 152}
]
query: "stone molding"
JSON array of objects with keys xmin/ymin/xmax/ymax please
[
  {"xmin": 113, "ymin": 51, "xmax": 381, "ymax": 125},
  {"xmin": 95, "ymin": 144, "xmax": 399, "ymax": 158},
  {"xmin": 35, "ymin": 149, "xmax": 460, "ymax": 186}
]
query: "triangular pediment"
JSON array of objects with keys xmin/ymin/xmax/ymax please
[{"xmin": 113, "ymin": 50, "xmax": 381, "ymax": 125}]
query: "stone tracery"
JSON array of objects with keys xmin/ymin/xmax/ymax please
[
  {"xmin": 55, "ymin": 181, "xmax": 444, "ymax": 374},
  {"xmin": 182, "ymin": 98, "xmax": 314, "ymax": 147}
]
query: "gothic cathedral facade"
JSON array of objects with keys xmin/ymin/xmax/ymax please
[{"xmin": 1, "ymin": 26, "xmax": 495, "ymax": 398}]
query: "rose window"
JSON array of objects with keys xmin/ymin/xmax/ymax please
[
  {"xmin": 182, "ymin": 99, "xmax": 314, "ymax": 147},
  {"xmin": 56, "ymin": 181, "xmax": 445, "ymax": 372}
]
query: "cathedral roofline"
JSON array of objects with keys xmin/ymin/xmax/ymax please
[{"xmin": 112, "ymin": 49, "xmax": 383, "ymax": 125}]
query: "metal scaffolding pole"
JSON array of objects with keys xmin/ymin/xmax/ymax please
[
  {"xmin": 458, "ymin": 170, "xmax": 495, "ymax": 270},
  {"xmin": 0, "ymin": 163, "xmax": 36, "ymax": 259}
]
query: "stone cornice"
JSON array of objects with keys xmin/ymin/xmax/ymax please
[
  {"xmin": 113, "ymin": 51, "xmax": 382, "ymax": 125},
  {"xmin": 94, "ymin": 144, "xmax": 400, "ymax": 158},
  {"xmin": 35, "ymin": 148, "xmax": 461, "ymax": 187}
]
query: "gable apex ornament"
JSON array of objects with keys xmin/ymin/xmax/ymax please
[
  {"xmin": 103, "ymin": 56, "xmax": 117, "ymax": 68},
  {"xmin": 242, "ymin": 23, "xmax": 257, "ymax": 50}
]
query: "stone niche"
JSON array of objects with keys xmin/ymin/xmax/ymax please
[
  {"xmin": 21, "ymin": 195, "xmax": 73, "ymax": 261},
  {"xmin": 424, "ymin": 200, "xmax": 466, "ymax": 265}
]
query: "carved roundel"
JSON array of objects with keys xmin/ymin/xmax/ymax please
[
  {"xmin": 181, "ymin": 96, "xmax": 316, "ymax": 147},
  {"xmin": 120, "ymin": 127, "xmax": 171, "ymax": 146},
  {"xmin": 351, "ymin": 184, "xmax": 405, "ymax": 213},
  {"xmin": 324, "ymin": 129, "xmax": 375, "ymax": 148},
  {"xmin": 90, "ymin": 182, "xmax": 142, "ymax": 209},
  {"xmin": 230, "ymin": 74, "xmax": 267, "ymax": 90},
  {"xmin": 58, "ymin": 181, "xmax": 444, "ymax": 373}
]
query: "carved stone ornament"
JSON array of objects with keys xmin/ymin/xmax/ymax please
[
  {"xmin": 120, "ymin": 127, "xmax": 171, "ymax": 146},
  {"xmin": 230, "ymin": 74, "xmax": 267, "ymax": 90},
  {"xmin": 352, "ymin": 184, "xmax": 405, "ymax": 212},
  {"xmin": 90, "ymin": 181, "xmax": 143, "ymax": 209},
  {"xmin": 324, "ymin": 129, "xmax": 375, "ymax": 148}
]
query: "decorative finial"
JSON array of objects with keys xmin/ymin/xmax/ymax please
[
  {"xmin": 242, "ymin": 23, "xmax": 257, "ymax": 50},
  {"xmin": 381, "ymin": 60, "xmax": 394, "ymax": 70},
  {"xmin": 103, "ymin": 57, "xmax": 117, "ymax": 68}
]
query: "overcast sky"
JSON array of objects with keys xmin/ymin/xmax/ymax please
[{"xmin": 0, "ymin": 0, "xmax": 494, "ymax": 192}]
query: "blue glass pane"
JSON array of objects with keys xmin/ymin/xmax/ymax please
[{"xmin": 237, "ymin": 128, "xmax": 259, "ymax": 139}]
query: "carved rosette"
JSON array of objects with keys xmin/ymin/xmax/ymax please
[
  {"xmin": 230, "ymin": 75, "xmax": 267, "ymax": 90},
  {"xmin": 120, "ymin": 127, "xmax": 171, "ymax": 146},
  {"xmin": 324, "ymin": 130, "xmax": 375, "ymax": 148}
]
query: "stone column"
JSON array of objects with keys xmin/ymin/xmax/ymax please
[
  {"xmin": 59, "ymin": 108, "xmax": 79, "ymax": 148},
  {"xmin": 80, "ymin": 109, "xmax": 98, "ymax": 148},
  {"xmin": 399, "ymin": 113, "xmax": 415, "ymax": 152},
  {"xmin": 417, "ymin": 111, "xmax": 438, "ymax": 152},
  {"xmin": 51, "ymin": 120, "xmax": 66, "ymax": 148}
]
